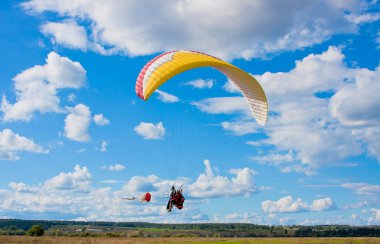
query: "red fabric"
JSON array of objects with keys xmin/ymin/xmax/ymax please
[
  {"xmin": 171, "ymin": 193, "xmax": 184, "ymax": 209},
  {"xmin": 145, "ymin": 192, "xmax": 151, "ymax": 202}
]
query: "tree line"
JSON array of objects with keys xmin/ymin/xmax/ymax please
[{"xmin": 0, "ymin": 219, "xmax": 379, "ymax": 237}]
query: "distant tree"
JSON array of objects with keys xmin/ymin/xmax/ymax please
[{"xmin": 27, "ymin": 225, "xmax": 44, "ymax": 236}]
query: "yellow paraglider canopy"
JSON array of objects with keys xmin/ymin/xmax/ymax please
[{"xmin": 136, "ymin": 50, "xmax": 268, "ymax": 125}]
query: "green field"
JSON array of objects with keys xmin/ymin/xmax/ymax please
[{"xmin": 0, "ymin": 236, "xmax": 380, "ymax": 244}]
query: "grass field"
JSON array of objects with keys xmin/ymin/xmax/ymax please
[{"xmin": 0, "ymin": 236, "xmax": 379, "ymax": 244}]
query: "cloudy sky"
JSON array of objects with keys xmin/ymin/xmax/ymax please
[{"xmin": 0, "ymin": 0, "xmax": 380, "ymax": 225}]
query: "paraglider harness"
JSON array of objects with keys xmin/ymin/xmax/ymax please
[{"xmin": 167, "ymin": 185, "xmax": 185, "ymax": 211}]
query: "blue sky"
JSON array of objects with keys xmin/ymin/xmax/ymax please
[{"xmin": 0, "ymin": 0, "xmax": 380, "ymax": 225}]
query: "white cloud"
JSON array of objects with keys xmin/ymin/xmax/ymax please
[
  {"xmin": 298, "ymin": 215, "xmax": 366, "ymax": 226},
  {"xmin": 341, "ymin": 182, "xmax": 380, "ymax": 205},
  {"xmin": 0, "ymin": 129, "xmax": 47, "ymax": 161},
  {"xmin": 368, "ymin": 208, "xmax": 380, "ymax": 224},
  {"xmin": 0, "ymin": 165, "xmax": 108, "ymax": 217},
  {"xmin": 64, "ymin": 104, "xmax": 91, "ymax": 142},
  {"xmin": 1, "ymin": 52, "xmax": 86, "ymax": 122},
  {"xmin": 45, "ymin": 165, "xmax": 92, "ymax": 192},
  {"xmin": 310, "ymin": 197, "xmax": 335, "ymax": 211},
  {"xmin": 67, "ymin": 93, "xmax": 76, "ymax": 102},
  {"xmin": 185, "ymin": 79, "xmax": 214, "ymax": 89},
  {"xmin": 8, "ymin": 182, "xmax": 30, "ymax": 193},
  {"xmin": 155, "ymin": 90, "xmax": 179, "ymax": 103},
  {"xmin": 0, "ymin": 161, "xmax": 253, "ymax": 221},
  {"xmin": 134, "ymin": 122, "xmax": 165, "ymax": 140},
  {"xmin": 188, "ymin": 159, "xmax": 257, "ymax": 198},
  {"xmin": 109, "ymin": 164, "xmax": 125, "ymax": 171},
  {"xmin": 346, "ymin": 13, "xmax": 380, "ymax": 24},
  {"xmin": 22, "ymin": 0, "xmax": 366, "ymax": 60},
  {"xmin": 103, "ymin": 164, "xmax": 125, "ymax": 171},
  {"xmin": 221, "ymin": 120, "xmax": 258, "ymax": 136},
  {"xmin": 251, "ymin": 151, "xmax": 315, "ymax": 176},
  {"xmin": 212, "ymin": 212, "xmax": 297, "ymax": 225},
  {"xmin": 100, "ymin": 141, "xmax": 108, "ymax": 152},
  {"xmin": 40, "ymin": 20, "xmax": 88, "ymax": 50},
  {"xmin": 122, "ymin": 175, "xmax": 162, "ymax": 194},
  {"xmin": 262, "ymin": 196, "xmax": 335, "ymax": 214},
  {"xmin": 223, "ymin": 79, "xmax": 240, "ymax": 93},
  {"xmin": 341, "ymin": 201, "xmax": 368, "ymax": 210},
  {"xmin": 190, "ymin": 46, "xmax": 380, "ymax": 174},
  {"xmin": 330, "ymin": 67, "xmax": 380, "ymax": 127},
  {"xmin": 192, "ymin": 97, "xmax": 249, "ymax": 115},
  {"xmin": 262, "ymin": 196, "xmax": 309, "ymax": 213},
  {"xmin": 120, "ymin": 159, "xmax": 258, "ymax": 200},
  {"xmin": 342, "ymin": 182, "xmax": 380, "ymax": 195},
  {"xmin": 361, "ymin": 127, "xmax": 380, "ymax": 161},
  {"xmin": 93, "ymin": 114, "xmax": 110, "ymax": 126},
  {"xmin": 215, "ymin": 212, "xmax": 266, "ymax": 224},
  {"xmin": 247, "ymin": 46, "xmax": 380, "ymax": 173},
  {"xmin": 329, "ymin": 66, "xmax": 380, "ymax": 160},
  {"xmin": 259, "ymin": 46, "xmax": 347, "ymax": 103},
  {"xmin": 100, "ymin": 180, "xmax": 125, "ymax": 184}
]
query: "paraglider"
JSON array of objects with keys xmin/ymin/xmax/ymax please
[
  {"xmin": 134, "ymin": 50, "xmax": 268, "ymax": 212},
  {"xmin": 135, "ymin": 50, "xmax": 268, "ymax": 125},
  {"xmin": 166, "ymin": 185, "xmax": 185, "ymax": 212}
]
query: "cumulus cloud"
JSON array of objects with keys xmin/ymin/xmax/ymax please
[
  {"xmin": 45, "ymin": 165, "xmax": 92, "ymax": 192},
  {"xmin": 0, "ymin": 165, "xmax": 115, "ymax": 219},
  {"xmin": 188, "ymin": 159, "xmax": 257, "ymax": 198},
  {"xmin": 122, "ymin": 175, "xmax": 162, "ymax": 194},
  {"xmin": 0, "ymin": 161, "xmax": 257, "ymax": 221},
  {"xmin": 40, "ymin": 20, "xmax": 88, "ymax": 50},
  {"xmin": 22, "ymin": 0, "xmax": 367, "ymax": 60},
  {"xmin": 134, "ymin": 122, "xmax": 165, "ymax": 140},
  {"xmin": 0, "ymin": 129, "xmax": 47, "ymax": 161},
  {"xmin": 102, "ymin": 164, "xmax": 125, "ymax": 171},
  {"xmin": 64, "ymin": 104, "xmax": 91, "ymax": 142},
  {"xmin": 8, "ymin": 182, "xmax": 30, "ymax": 192},
  {"xmin": 190, "ymin": 46, "xmax": 380, "ymax": 174},
  {"xmin": 310, "ymin": 197, "xmax": 336, "ymax": 211},
  {"xmin": 262, "ymin": 196, "xmax": 335, "ymax": 213},
  {"xmin": 246, "ymin": 46, "xmax": 380, "ymax": 174},
  {"xmin": 1, "ymin": 52, "xmax": 86, "ymax": 122},
  {"xmin": 330, "ymin": 67, "xmax": 380, "ymax": 127},
  {"xmin": 262, "ymin": 196, "xmax": 309, "ymax": 213},
  {"xmin": 93, "ymin": 114, "xmax": 110, "ymax": 126},
  {"xmin": 155, "ymin": 90, "xmax": 179, "ymax": 103},
  {"xmin": 185, "ymin": 79, "xmax": 214, "ymax": 89},
  {"xmin": 328, "ymin": 67, "xmax": 380, "ymax": 161},
  {"xmin": 119, "ymin": 159, "xmax": 258, "ymax": 200}
]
